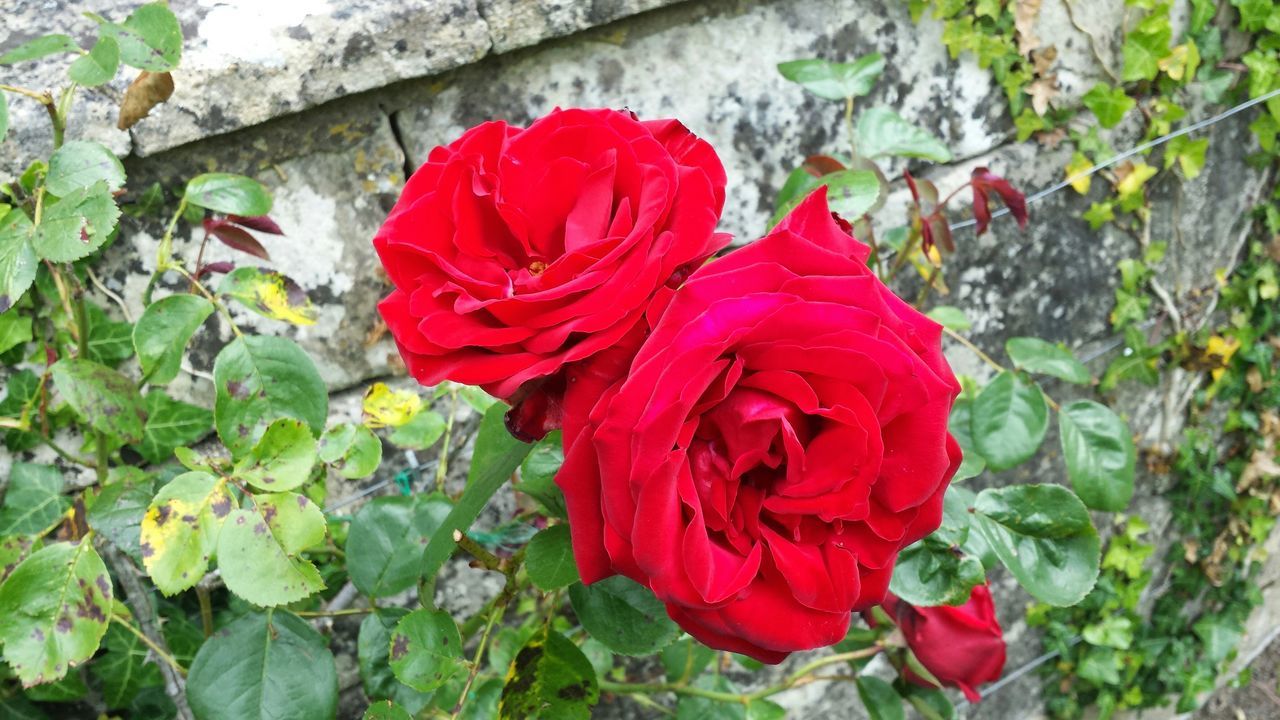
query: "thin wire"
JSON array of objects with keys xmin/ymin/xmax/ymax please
[
  {"xmin": 949, "ymin": 86, "xmax": 1280, "ymax": 231},
  {"xmin": 980, "ymin": 637, "xmax": 1079, "ymax": 699}
]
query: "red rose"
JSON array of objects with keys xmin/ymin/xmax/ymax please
[
  {"xmin": 556, "ymin": 189, "xmax": 962, "ymax": 662},
  {"xmin": 373, "ymin": 108, "xmax": 729, "ymax": 424},
  {"xmin": 882, "ymin": 584, "xmax": 1006, "ymax": 702}
]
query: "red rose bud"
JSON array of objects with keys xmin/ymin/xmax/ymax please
[
  {"xmin": 970, "ymin": 167, "xmax": 1028, "ymax": 235},
  {"xmin": 372, "ymin": 108, "xmax": 730, "ymax": 438},
  {"xmin": 556, "ymin": 188, "xmax": 962, "ymax": 663},
  {"xmin": 884, "ymin": 584, "xmax": 1006, "ymax": 702}
]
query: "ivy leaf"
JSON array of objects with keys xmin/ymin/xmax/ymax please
[
  {"xmin": 1122, "ymin": 26, "xmax": 1172, "ymax": 82},
  {"xmin": 1058, "ymin": 400, "xmax": 1136, "ymax": 512},
  {"xmin": 90, "ymin": 623, "xmax": 163, "ymax": 709},
  {"xmin": 568, "ymin": 576, "xmax": 681, "ymax": 656},
  {"xmin": 318, "ymin": 422, "xmax": 383, "ymax": 479},
  {"xmin": 96, "ymin": 2, "xmax": 182, "ymax": 72},
  {"xmin": 498, "ymin": 627, "xmax": 599, "ymax": 720},
  {"xmin": 140, "ymin": 472, "xmax": 235, "ymax": 595},
  {"xmin": 0, "ymin": 35, "xmax": 80, "ymax": 64},
  {"xmin": 1005, "ymin": 337, "xmax": 1091, "ymax": 384},
  {"xmin": 389, "ymin": 609, "xmax": 465, "ymax": 693},
  {"xmin": 347, "ymin": 494, "xmax": 452, "ymax": 598},
  {"xmin": 83, "ymin": 305, "xmax": 133, "ymax": 366},
  {"xmin": 1081, "ymin": 84, "xmax": 1135, "ymax": 129},
  {"xmin": 187, "ymin": 611, "xmax": 337, "ymax": 720},
  {"xmin": 67, "ymin": 35, "xmax": 120, "ymax": 87},
  {"xmin": 185, "ymin": 173, "xmax": 271, "ymax": 216},
  {"xmin": 0, "ymin": 463, "xmax": 67, "ymax": 535},
  {"xmin": 218, "ymin": 267, "xmax": 317, "ymax": 326},
  {"xmin": 212, "ymin": 335, "xmax": 328, "ymax": 458},
  {"xmin": 525, "ymin": 525, "xmax": 579, "ymax": 591},
  {"xmin": 971, "ymin": 484, "xmax": 1100, "ymax": 606},
  {"xmin": 856, "ymin": 107, "xmax": 952, "ymax": 162},
  {"xmin": 777, "ymin": 54, "xmax": 885, "ymax": 100},
  {"xmin": 232, "ymin": 417, "xmax": 318, "ymax": 492},
  {"xmin": 216, "ymin": 499, "xmax": 325, "ymax": 607},
  {"xmin": 46, "ymin": 141, "xmax": 126, "ymax": 197},
  {"xmin": 133, "ymin": 294, "xmax": 214, "ymax": 385},
  {"xmin": 0, "ymin": 208, "xmax": 37, "ymax": 312},
  {"xmin": 970, "ymin": 371, "xmax": 1049, "ymax": 471},
  {"xmin": 86, "ymin": 481, "xmax": 153, "ymax": 564},
  {"xmin": 134, "ymin": 391, "xmax": 212, "ymax": 465},
  {"xmin": 0, "ymin": 540, "xmax": 112, "ymax": 686},
  {"xmin": 32, "ymin": 181, "xmax": 121, "ymax": 263},
  {"xmin": 50, "ymin": 358, "xmax": 146, "ymax": 444}
]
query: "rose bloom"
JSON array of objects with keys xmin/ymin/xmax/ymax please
[
  {"xmin": 373, "ymin": 108, "xmax": 728, "ymax": 436},
  {"xmin": 882, "ymin": 584, "xmax": 1006, "ymax": 702},
  {"xmin": 556, "ymin": 189, "xmax": 963, "ymax": 662}
]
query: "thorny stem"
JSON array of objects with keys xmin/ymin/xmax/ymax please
[
  {"xmin": 452, "ymin": 544, "xmax": 525, "ymax": 718},
  {"xmin": 451, "ymin": 598, "xmax": 505, "ymax": 719}
]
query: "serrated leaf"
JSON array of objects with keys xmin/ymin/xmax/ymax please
[
  {"xmin": 777, "ymin": 54, "xmax": 885, "ymax": 100},
  {"xmin": 140, "ymin": 472, "xmax": 236, "ymax": 595},
  {"xmin": 856, "ymin": 676, "xmax": 905, "ymax": 720},
  {"xmin": 525, "ymin": 525, "xmax": 579, "ymax": 591},
  {"xmin": 856, "ymin": 107, "xmax": 951, "ymax": 162},
  {"xmin": 0, "ymin": 209, "xmax": 37, "ymax": 313},
  {"xmin": 1, "ymin": 535, "xmax": 41, "ymax": 584},
  {"xmin": 217, "ymin": 504, "xmax": 324, "ymax": 607},
  {"xmin": 185, "ymin": 173, "xmax": 271, "ymax": 216},
  {"xmin": 98, "ymin": 3, "xmax": 182, "ymax": 72},
  {"xmin": 517, "ymin": 431, "xmax": 566, "ymax": 518},
  {"xmin": 0, "ymin": 35, "xmax": 80, "ymax": 64},
  {"xmin": 362, "ymin": 383, "xmax": 422, "ymax": 428},
  {"xmin": 347, "ymin": 494, "xmax": 452, "ymax": 598},
  {"xmin": 232, "ymin": 417, "xmax": 317, "ymax": 492},
  {"xmin": 971, "ymin": 370, "xmax": 1048, "ymax": 471},
  {"xmin": 133, "ymin": 294, "xmax": 214, "ymax": 384},
  {"xmin": 389, "ymin": 609, "xmax": 465, "ymax": 693},
  {"xmin": 364, "ymin": 701, "xmax": 412, "ymax": 720},
  {"xmin": 387, "ymin": 409, "xmax": 445, "ymax": 450},
  {"xmin": 67, "ymin": 35, "xmax": 120, "ymax": 87},
  {"xmin": 318, "ymin": 422, "xmax": 382, "ymax": 479},
  {"xmin": 498, "ymin": 627, "xmax": 598, "ymax": 720},
  {"xmin": 1058, "ymin": 400, "xmax": 1135, "ymax": 512},
  {"xmin": 925, "ymin": 305, "xmax": 970, "ymax": 332},
  {"xmin": 0, "ymin": 540, "xmax": 112, "ymax": 686},
  {"xmin": 32, "ymin": 181, "xmax": 121, "ymax": 263},
  {"xmin": 948, "ymin": 400, "xmax": 985, "ymax": 481},
  {"xmin": 358, "ymin": 608, "xmax": 432, "ymax": 714},
  {"xmin": 218, "ymin": 267, "xmax": 316, "ymax": 326},
  {"xmin": 187, "ymin": 611, "xmax": 337, "ymax": 720},
  {"xmin": 50, "ymin": 358, "xmax": 146, "ymax": 444},
  {"xmin": 46, "ymin": 141, "xmax": 126, "ymax": 197},
  {"xmin": 1005, "ymin": 337, "xmax": 1091, "ymax": 384},
  {"xmin": 212, "ymin": 334, "xmax": 328, "ymax": 458},
  {"xmin": 888, "ymin": 540, "xmax": 985, "ymax": 607},
  {"xmin": 133, "ymin": 391, "xmax": 212, "ymax": 465},
  {"xmin": 0, "ymin": 463, "xmax": 67, "ymax": 535},
  {"xmin": 568, "ymin": 576, "xmax": 680, "ymax": 656}
]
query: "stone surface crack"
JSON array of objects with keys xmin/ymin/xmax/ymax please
[{"xmin": 385, "ymin": 107, "xmax": 417, "ymax": 185}]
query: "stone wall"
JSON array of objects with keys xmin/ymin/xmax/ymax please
[{"xmin": 2, "ymin": 1, "xmax": 1274, "ymax": 718}]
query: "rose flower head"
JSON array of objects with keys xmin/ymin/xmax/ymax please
[
  {"xmin": 373, "ymin": 108, "xmax": 729, "ymax": 439},
  {"xmin": 556, "ymin": 188, "xmax": 963, "ymax": 662},
  {"xmin": 881, "ymin": 583, "xmax": 1006, "ymax": 702}
]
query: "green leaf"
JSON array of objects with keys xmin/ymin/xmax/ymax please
[
  {"xmin": 32, "ymin": 180, "xmax": 120, "ymax": 262},
  {"xmin": 45, "ymin": 141, "xmax": 126, "ymax": 197},
  {"xmin": 498, "ymin": 627, "xmax": 598, "ymax": 720},
  {"xmin": 187, "ymin": 611, "xmax": 337, "ymax": 720},
  {"xmin": 948, "ymin": 400, "xmax": 985, "ymax": 481},
  {"xmin": 0, "ymin": 463, "xmax": 67, "ymax": 535},
  {"xmin": 0, "ymin": 209, "xmax": 37, "ymax": 313},
  {"xmin": 133, "ymin": 294, "xmax": 214, "ymax": 384},
  {"xmin": 133, "ymin": 391, "xmax": 212, "ymax": 465},
  {"xmin": 386, "ymin": 409, "xmax": 446, "ymax": 450},
  {"xmin": 91, "ymin": 623, "xmax": 163, "ymax": 709},
  {"xmin": 0, "ymin": 540, "xmax": 112, "ymax": 686},
  {"xmin": 185, "ymin": 173, "xmax": 272, "ymax": 216},
  {"xmin": 420, "ymin": 403, "xmax": 531, "ymax": 582},
  {"xmin": 0, "ymin": 35, "xmax": 80, "ymax": 65},
  {"xmin": 900, "ymin": 685, "xmax": 955, "ymax": 720},
  {"xmin": 675, "ymin": 676, "xmax": 744, "ymax": 720},
  {"xmin": 140, "ymin": 472, "xmax": 235, "ymax": 595},
  {"xmin": 972, "ymin": 484, "xmax": 1100, "ymax": 606},
  {"xmin": 217, "ymin": 499, "xmax": 325, "ymax": 607},
  {"xmin": 0, "ymin": 535, "xmax": 40, "ymax": 584},
  {"xmin": 971, "ymin": 370, "xmax": 1049, "ymax": 471},
  {"xmin": 525, "ymin": 525, "xmax": 579, "ymax": 591},
  {"xmin": 856, "ymin": 676, "xmax": 905, "ymax": 720},
  {"xmin": 358, "ymin": 609, "xmax": 432, "ymax": 714},
  {"xmin": 1081, "ymin": 84, "xmax": 1136, "ymax": 129},
  {"xmin": 926, "ymin": 305, "xmax": 970, "ymax": 332},
  {"xmin": 50, "ymin": 358, "xmax": 146, "ymax": 443},
  {"xmin": 856, "ymin": 107, "xmax": 951, "ymax": 162},
  {"xmin": 218, "ymin": 267, "xmax": 317, "ymax": 326},
  {"xmin": 1193, "ymin": 615, "xmax": 1242, "ymax": 664},
  {"xmin": 318, "ymin": 422, "xmax": 382, "ymax": 479},
  {"xmin": 67, "ymin": 36, "xmax": 120, "ymax": 87},
  {"xmin": 1122, "ymin": 27, "xmax": 1172, "ymax": 82},
  {"xmin": 889, "ymin": 540, "xmax": 985, "ymax": 607},
  {"xmin": 212, "ymin": 334, "xmax": 328, "ymax": 458},
  {"xmin": 347, "ymin": 494, "xmax": 452, "ymax": 598},
  {"xmin": 661, "ymin": 638, "xmax": 715, "ymax": 683},
  {"xmin": 777, "ymin": 54, "xmax": 885, "ymax": 100},
  {"xmin": 86, "ymin": 482, "xmax": 152, "ymax": 564},
  {"xmin": 0, "ymin": 91, "xmax": 8, "ymax": 143},
  {"xmin": 98, "ymin": 3, "xmax": 182, "ymax": 72},
  {"xmin": 389, "ymin": 609, "xmax": 465, "ymax": 693},
  {"xmin": 364, "ymin": 701, "xmax": 412, "ymax": 720},
  {"xmin": 1058, "ymin": 400, "xmax": 1135, "ymax": 512},
  {"xmin": 232, "ymin": 417, "xmax": 318, "ymax": 492},
  {"xmin": 84, "ymin": 305, "xmax": 133, "ymax": 366},
  {"xmin": 517, "ymin": 431, "xmax": 567, "ymax": 518},
  {"xmin": 568, "ymin": 576, "xmax": 681, "ymax": 655},
  {"xmin": 1082, "ymin": 615, "xmax": 1133, "ymax": 650},
  {"xmin": 1005, "ymin": 337, "xmax": 1091, "ymax": 384}
]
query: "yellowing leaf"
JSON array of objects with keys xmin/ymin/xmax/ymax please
[
  {"xmin": 217, "ymin": 267, "xmax": 316, "ymax": 326},
  {"xmin": 1206, "ymin": 335, "xmax": 1241, "ymax": 382},
  {"xmin": 363, "ymin": 383, "xmax": 422, "ymax": 428},
  {"xmin": 1066, "ymin": 153, "xmax": 1093, "ymax": 195},
  {"xmin": 1157, "ymin": 42, "xmax": 1199, "ymax": 82},
  {"xmin": 140, "ymin": 472, "xmax": 236, "ymax": 595},
  {"xmin": 1116, "ymin": 162, "xmax": 1157, "ymax": 200}
]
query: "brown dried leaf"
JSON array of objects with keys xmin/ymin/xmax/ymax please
[
  {"xmin": 1015, "ymin": 0, "xmax": 1043, "ymax": 56},
  {"xmin": 1025, "ymin": 75, "xmax": 1060, "ymax": 116},
  {"xmin": 117, "ymin": 71, "xmax": 175, "ymax": 130},
  {"xmin": 1032, "ymin": 46, "xmax": 1058, "ymax": 75},
  {"xmin": 1247, "ymin": 366, "xmax": 1264, "ymax": 393}
]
